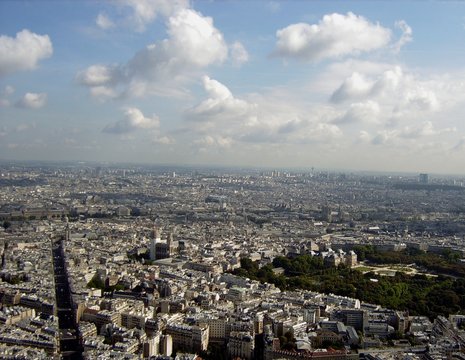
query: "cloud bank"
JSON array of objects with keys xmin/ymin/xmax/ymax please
[{"xmin": 78, "ymin": 8, "xmax": 229, "ymax": 99}]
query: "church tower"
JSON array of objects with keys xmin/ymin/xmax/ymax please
[{"xmin": 150, "ymin": 226, "xmax": 161, "ymax": 261}]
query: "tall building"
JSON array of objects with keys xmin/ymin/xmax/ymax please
[
  {"xmin": 149, "ymin": 226, "xmax": 161, "ymax": 261},
  {"xmin": 150, "ymin": 230, "xmax": 178, "ymax": 260},
  {"xmin": 345, "ymin": 251, "xmax": 358, "ymax": 268},
  {"xmin": 160, "ymin": 334, "xmax": 173, "ymax": 357},
  {"xmin": 331, "ymin": 309, "xmax": 367, "ymax": 332},
  {"xmin": 143, "ymin": 334, "xmax": 160, "ymax": 358},
  {"xmin": 419, "ymin": 173, "xmax": 429, "ymax": 184}
]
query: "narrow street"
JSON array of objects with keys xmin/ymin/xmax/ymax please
[{"xmin": 52, "ymin": 236, "xmax": 83, "ymax": 359}]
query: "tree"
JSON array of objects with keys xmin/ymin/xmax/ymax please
[
  {"xmin": 231, "ymin": 253, "xmax": 465, "ymax": 319},
  {"xmin": 442, "ymin": 249, "xmax": 461, "ymax": 263},
  {"xmin": 352, "ymin": 245, "xmax": 375, "ymax": 261},
  {"xmin": 280, "ymin": 331, "xmax": 297, "ymax": 351}
]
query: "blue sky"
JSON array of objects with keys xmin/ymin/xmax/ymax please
[{"xmin": 1, "ymin": 0, "xmax": 465, "ymax": 174}]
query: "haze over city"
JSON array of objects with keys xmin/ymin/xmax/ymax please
[{"xmin": 1, "ymin": 0, "xmax": 465, "ymax": 173}]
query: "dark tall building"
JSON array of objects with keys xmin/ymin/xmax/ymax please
[{"xmin": 419, "ymin": 173, "xmax": 429, "ymax": 184}]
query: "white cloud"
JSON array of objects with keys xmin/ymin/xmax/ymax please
[
  {"xmin": 162, "ymin": 9, "xmax": 228, "ymax": 68},
  {"xmin": 274, "ymin": 12, "xmax": 391, "ymax": 62},
  {"xmin": 188, "ymin": 76, "xmax": 254, "ymax": 120},
  {"xmin": 393, "ymin": 20, "xmax": 412, "ymax": 53},
  {"xmin": 169, "ymin": 59, "xmax": 465, "ymax": 171},
  {"xmin": 371, "ymin": 130, "xmax": 395, "ymax": 145},
  {"xmin": 358, "ymin": 130, "xmax": 371, "ymax": 143},
  {"xmin": 16, "ymin": 92, "xmax": 47, "ymax": 109},
  {"xmin": 0, "ymin": 29, "xmax": 52, "ymax": 76},
  {"xmin": 399, "ymin": 121, "xmax": 455, "ymax": 139},
  {"xmin": 321, "ymin": 63, "xmax": 465, "ymax": 155},
  {"xmin": 334, "ymin": 101, "xmax": 380, "ymax": 125},
  {"xmin": 230, "ymin": 41, "xmax": 249, "ymax": 66},
  {"xmin": 119, "ymin": 0, "xmax": 189, "ymax": 32},
  {"xmin": 330, "ymin": 72, "xmax": 372, "ymax": 103},
  {"xmin": 361, "ymin": 121, "xmax": 455, "ymax": 146},
  {"xmin": 96, "ymin": 13, "xmax": 115, "ymax": 30},
  {"xmin": 76, "ymin": 64, "xmax": 120, "ymax": 87},
  {"xmin": 330, "ymin": 66, "xmax": 442, "ymax": 120},
  {"xmin": 186, "ymin": 76, "xmax": 343, "ymax": 147},
  {"xmin": 203, "ymin": 76, "xmax": 232, "ymax": 100},
  {"xmin": 291, "ymin": 123, "xmax": 343, "ymax": 144},
  {"xmin": 194, "ymin": 135, "xmax": 234, "ymax": 149},
  {"xmin": 94, "ymin": 0, "xmax": 189, "ymax": 33},
  {"xmin": 79, "ymin": 8, "xmax": 228, "ymax": 99},
  {"xmin": 75, "ymin": 64, "xmax": 120, "ymax": 100},
  {"xmin": 174, "ymin": 55, "xmax": 465, "ymax": 168},
  {"xmin": 103, "ymin": 107, "xmax": 160, "ymax": 134},
  {"xmin": 153, "ymin": 135, "xmax": 176, "ymax": 145},
  {"xmin": 309, "ymin": 59, "xmax": 394, "ymax": 95},
  {"xmin": 89, "ymin": 86, "xmax": 119, "ymax": 100},
  {"xmin": 402, "ymin": 86, "xmax": 439, "ymax": 111}
]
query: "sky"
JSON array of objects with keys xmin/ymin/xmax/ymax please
[{"xmin": 1, "ymin": 0, "xmax": 465, "ymax": 174}]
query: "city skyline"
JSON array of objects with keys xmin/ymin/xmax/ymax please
[{"xmin": 1, "ymin": 1, "xmax": 465, "ymax": 174}]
